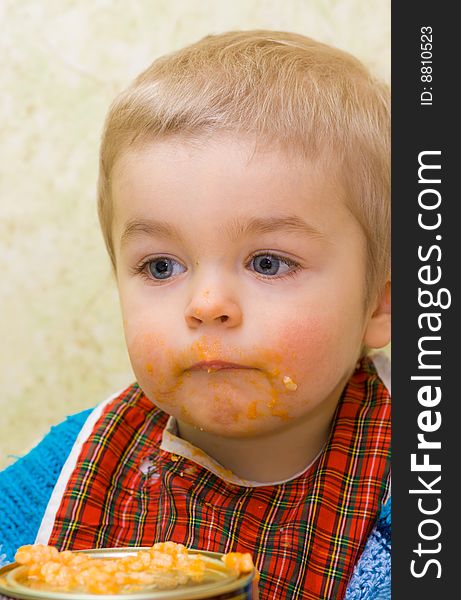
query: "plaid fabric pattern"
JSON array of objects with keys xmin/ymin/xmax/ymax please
[{"xmin": 49, "ymin": 357, "xmax": 390, "ymax": 600}]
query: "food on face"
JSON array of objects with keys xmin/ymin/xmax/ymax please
[
  {"xmin": 13, "ymin": 542, "xmax": 254, "ymax": 595},
  {"xmin": 282, "ymin": 375, "xmax": 298, "ymax": 391}
]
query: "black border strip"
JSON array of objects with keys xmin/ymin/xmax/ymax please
[{"xmin": 392, "ymin": 1, "xmax": 457, "ymax": 596}]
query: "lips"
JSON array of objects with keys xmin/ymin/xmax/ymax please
[{"xmin": 188, "ymin": 360, "xmax": 254, "ymax": 372}]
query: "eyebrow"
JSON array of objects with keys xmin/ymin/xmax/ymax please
[
  {"xmin": 121, "ymin": 219, "xmax": 185, "ymax": 247},
  {"xmin": 225, "ymin": 215, "xmax": 324, "ymax": 240},
  {"xmin": 120, "ymin": 215, "xmax": 324, "ymax": 247}
]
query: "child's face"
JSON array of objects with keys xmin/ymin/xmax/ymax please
[{"xmin": 112, "ymin": 135, "xmax": 387, "ymax": 438}]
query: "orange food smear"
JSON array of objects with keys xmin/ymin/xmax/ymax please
[
  {"xmin": 282, "ymin": 375, "xmax": 298, "ymax": 391},
  {"xmin": 246, "ymin": 400, "xmax": 259, "ymax": 420}
]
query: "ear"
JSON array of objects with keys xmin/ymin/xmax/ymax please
[{"xmin": 363, "ymin": 280, "xmax": 391, "ymax": 349}]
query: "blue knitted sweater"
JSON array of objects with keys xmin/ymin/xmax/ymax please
[{"xmin": 0, "ymin": 410, "xmax": 390, "ymax": 599}]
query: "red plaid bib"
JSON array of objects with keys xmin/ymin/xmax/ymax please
[{"xmin": 45, "ymin": 357, "xmax": 390, "ymax": 599}]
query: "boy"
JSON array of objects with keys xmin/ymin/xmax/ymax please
[{"xmin": 0, "ymin": 30, "xmax": 391, "ymax": 599}]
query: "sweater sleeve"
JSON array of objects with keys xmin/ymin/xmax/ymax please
[
  {"xmin": 0, "ymin": 409, "xmax": 90, "ymax": 566},
  {"xmin": 345, "ymin": 498, "xmax": 391, "ymax": 600}
]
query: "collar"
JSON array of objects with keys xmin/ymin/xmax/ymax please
[{"xmin": 160, "ymin": 415, "xmax": 324, "ymax": 488}]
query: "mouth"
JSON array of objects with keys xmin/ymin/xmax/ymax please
[{"xmin": 188, "ymin": 360, "xmax": 255, "ymax": 373}]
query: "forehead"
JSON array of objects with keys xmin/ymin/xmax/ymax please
[{"xmin": 110, "ymin": 134, "xmax": 357, "ymax": 243}]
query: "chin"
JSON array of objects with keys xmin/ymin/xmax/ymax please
[{"xmin": 194, "ymin": 412, "xmax": 292, "ymax": 439}]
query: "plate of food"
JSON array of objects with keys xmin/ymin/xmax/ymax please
[{"xmin": 0, "ymin": 542, "xmax": 255, "ymax": 599}]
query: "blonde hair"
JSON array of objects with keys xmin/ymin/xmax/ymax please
[{"xmin": 98, "ymin": 29, "xmax": 390, "ymax": 305}]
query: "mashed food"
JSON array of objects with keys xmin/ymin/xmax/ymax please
[{"xmin": 13, "ymin": 542, "xmax": 253, "ymax": 595}]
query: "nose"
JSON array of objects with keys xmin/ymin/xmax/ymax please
[{"xmin": 184, "ymin": 280, "xmax": 243, "ymax": 329}]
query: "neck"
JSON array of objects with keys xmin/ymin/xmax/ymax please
[{"xmin": 177, "ymin": 380, "xmax": 347, "ymax": 484}]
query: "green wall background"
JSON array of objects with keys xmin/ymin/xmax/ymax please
[{"xmin": 0, "ymin": 0, "xmax": 390, "ymax": 468}]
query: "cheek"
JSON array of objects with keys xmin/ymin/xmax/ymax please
[
  {"xmin": 270, "ymin": 316, "xmax": 333, "ymax": 366},
  {"xmin": 265, "ymin": 314, "xmax": 347, "ymax": 399},
  {"xmin": 121, "ymin": 292, "xmax": 181, "ymax": 377},
  {"xmin": 125, "ymin": 330, "xmax": 176, "ymax": 389}
]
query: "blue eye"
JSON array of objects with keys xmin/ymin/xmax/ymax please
[
  {"xmin": 146, "ymin": 257, "xmax": 185, "ymax": 280},
  {"xmin": 250, "ymin": 254, "xmax": 293, "ymax": 276}
]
